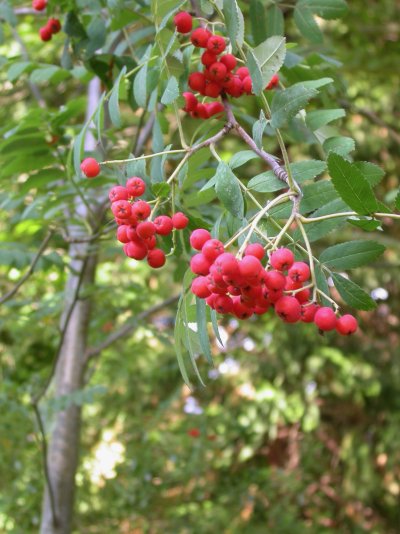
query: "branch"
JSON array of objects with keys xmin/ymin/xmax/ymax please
[
  {"xmin": 0, "ymin": 231, "xmax": 54, "ymax": 305},
  {"xmin": 85, "ymin": 294, "xmax": 180, "ymax": 361}
]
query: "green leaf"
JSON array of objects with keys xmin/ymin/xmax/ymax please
[
  {"xmin": 323, "ymin": 136, "xmax": 355, "ymax": 156},
  {"xmin": 306, "ymin": 108, "xmax": 345, "ymax": 131},
  {"xmin": 7, "ymin": 61, "xmax": 33, "ymax": 82},
  {"xmin": 270, "ymin": 83, "xmax": 318, "ymax": 129},
  {"xmin": 247, "ymin": 36, "xmax": 286, "ymax": 95},
  {"xmin": 250, "ymin": 0, "xmax": 267, "ymax": 45},
  {"xmin": 300, "ymin": 181, "xmax": 338, "ymax": 213},
  {"xmin": 297, "ymin": 199, "xmax": 350, "ymax": 242},
  {"xmin": 396, "ymin": 191, "xmax": 400, "ymax": 210},
  {"xmin": 215, "ymin": 162, "xmax": 244, "ymax": 218},
  {"xmin": 349, "ymin": 219, "xmax": 382, "ymax": 232},
  {"xmin": 301, "ymin": 77, "xmax": 334, "ymax": 90},
  {"xmin": 320, "ymin": 241, "xmax": 385, "ymax": 269},
  {"xmin": 151, "ymin": 182, "xmax": 171, "ymax": 198},
  {"xmin": 161, "ymin": 76, "xmax": 179, "ymax": 105},
  {"xmin": 328, "ymin": 153, "xmax": 378, "ymax": 215},
  {"xmin": 196, "ymin": 297, "xmax": 213, "ymax": 365},
  {"xmin": 133, "ymin": 46, "xmax": 151, "ymax": 108},
  {"xmin": 109, "ymin": 66, "xmax": 126, "ymax": 128},
  {"xmin": 174, "ymin": 312, "xmax": 191, "ymax": 388},
  {"xmin": 266, "ymin": 5, "xmax": 284, "ymax": 38},
  {"xmin": 223, "ymin": 0, "xmax": 245, "ymax": 52},
  {"xmin": 353, "ymin": 161, "xmax": 385, "ymax": 187},
  {"xmin": 252, "ymin": 110, "xmax": 268, "ymax": 148},
  {"xmin": 30, "ymin": 66, "xmax": 69, "ymax": 84},
  {"xmin": 248, "ymin": 160, "xmax": 326, "ymax": 192},
  {"xmin": 229, "ymin": 151, "xmax": 259, "ymax": 170},
  {"xmin": 294, "ymin": 6, "xmax": 323, "ymax": 43},
  {"xmin": 210, "ymin": 308, "xmax": 224, "ymax": 347},
  {"xmin": 297, "ymin": 0, "xmax": 348, "ymax": 20},
  {"xmin": 332, "ymin": 273, "xmax": 376, "ymax": 311}
]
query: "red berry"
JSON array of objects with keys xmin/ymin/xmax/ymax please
[
  {"xmin": 239, "ymin": 256, "xmax": 262, "ymax": 279},
  {"xmin": 236, "ymin": 67, "xmax": 250, "ymax": 80},
  {"xmin": 182, "ymin": 92, "xmax": 198, "ymax": 112},
  {"xmin": 124, "ymin": 241, "xmax": 148, "ymax": 260},
  {"xmin": 191, "ymin": 276, "xmax": 211, "ymax": 299},
  {"xmin": 288, "ymin": 262, "xmax": 310, "ymax": 283},
  {"xmin": 80, "ymin": 157, "xmax": 100, "ymax": 178},
  {"xmin": 242, "ymin": 76, "xmax": 253, "ymax": 95},
  {"xmin": 295, "ymin": 287, "xmax": 311, "ymax": 304},
  {"xmin": 285, "ymin": 277, "xmax": 303, "ymax": 291},
  {"xmin": 336, "ymin": 314, "xmax": 358, "ymax": 335},
  {"xmin": 191, "ymin": 103, "xmax": 208, "ymax": 119},
  {"xmin": 187, "ymin": 428, "xmax": 201, "ymax": 438},
  {"xmin": 144, "ymin": 235, "xmax": 157, "ymax": 250},
  {"xmin": 126, "ymin": 177, "xmax": 146, "ymax": 197},
  {"xmin": 208, "ymin": 62, "xmax": 227, "ymax": 82},
  {"xmin": 269, "ymin": 248, "xmax": 294, "ymax": 272},
  {"xmin": 109, "ymin": 186, "xmax": 129, "ymax": 203},
  {"xmin": 116, "ymin": 225, "xmax": 130, "ymax": 244},
  {"xmin": 301, "ymin": 303, "xmax": 319, "ymax": 323},
  {"xmin": 39, "ymin": 26, "xmax": 52, "ymax": 41},
  {"xmin": 215, "ymin": 253, "xmax": 239, "ymax": 277},
  {"xmin": 215, "ymin": 295, "xmax": 234, "ymax": 314},
  {"xmin": 204, "ymin": 81, "xmax": 222, "ymax": 98},
  {"xmin": 244, "ymin": 243, "xmax": 265, "ymax": 260},
  {"xmin": 220, "ymin": 54, "xmax": 237, "ymax": 71},
  {"xmin": 225, "ymin": 77, "xmax": 243, "ymax": 98},
  {"xmin": 232, "ymin": 297, "xmax": 253, "ymax": 320},
  {"xmin": 173, "ymin": 11, "xmax": 192, "ymax": 34},
  {"xmin": 172, "ymin": 212, "xmax": 189, "ymax": 229},
  {"xmin": 154, "ymin": 215, "xmax": 173, "ymax": 235},
  {"xmin": 202, "ymin": 239, "xmax": 224, "ymax": 261},
  {"xmin": 188, "ymin": 72, "xmax": 206, "ymax": 93},
  {"xmin": 206, "ymin": 102, "xmax": 225, "ymax": 118},
  {"xmin": 201, "ymin": 51, "xmax": 218, "ymax": 67},
  {"xmin": 266, "ymin": 74, "xmax": 279, "ymax": 90},
  {"xmin": 190, "ymin": 229, "xmax": 211, "ymax": 250},
  {"xmin": 190, "ymin": 254, "xmax": 212, "ymax": 276},
  {"xmin": 275, "ymin": 296, "xmax": 301, "ymax": 323},
  {"xmin": 265, "ymin": 270, "xmax": 286, "ymax": 291},
  {"xmin": 47, "ymin": 18, "xmax": 61, "ymax": 34},
  {"xmin": 33, "ymin": 0, "xmax": 47, "ymax": 11},
  {"xmin": 207, "ymin": 35, "xmax": 226, "ymax": 54},
  {"xmin": 131, "ymin": 200, "xmax": 151, "ymax": 220},
  {"xmin": 136, "ymin": 221, "xmax": 156, "ymax": 239},
  {"xmin": 314, "ymin": 307, "xmax": 337, "ymax": 331},
  {"xmin": 147, "ymin": 249, "xmax": 166, "ymax": 268},
  {"xmin": 111, "ymin": 200, "xmax": 132, "ymax": 220},
  {"xmin": 191, "ymin": 28, "xmax": 211, "ymax": 48}
]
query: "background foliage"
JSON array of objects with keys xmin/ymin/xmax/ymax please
[{"xmin": 0, "ymin": 0, "xmax": 399, "ymax": 532}]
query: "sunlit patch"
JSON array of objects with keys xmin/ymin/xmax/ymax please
[
  {"xmin": 371, "ymin": 287, "xmax": 389, "ymax": 301},
  {"xmin": 83, "ymin": 429, "xmax": 125, "ymax": 487}
]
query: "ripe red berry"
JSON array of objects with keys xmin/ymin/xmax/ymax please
[
  {"xmin": 207, "ymin": 35, "xmax": 226, "ymax": 54},
  {"xmin": 209, "ymin": 62, "xmax": 227, "ymax": 82},
  {"xmin": 285, "ymin": 277, "xmax": 303, "ymax": 291},
  {"xmin": 173, "ymin": 11, "xmax": 192, "ymax": 34},
  {"xmin": 295, "ymin": 287, "xmax": 311, "ymax": 304},
  {"xmin": 201, "ymin": 51, "xmax": 218, "ymax": 67},
  {"xmin": 182, "ymin": 92, "xmax": 198, "ymax": 112},
  {"xmin": 126, "ymin": 177, "xmax": 146, "ymax": 197},
  {"xmin": 194, "ymin": 103, "xmax": 209, "ymax": 119},
  {"xmin": 154, "ymin": 215, "xmax": 173, "ymax": 235},
  {"xmin": 207, "ymin": 102, "xmax": 225, "ymax": 118},
  {"xmin": 47, "ymin": 18, "xmax": 61, "ymax": 34},
  {"xmin": 215, "ymin": 295, "xmax": 234, "ymax": 314},
  {"xmin": 225, "ymin": 77, "xmax": 243, "ymax": 98},
  {"xmin": 187, "ymin": 428, "xmax": 201, "ymax": 438},
  {"xmin": 144, "ymin": 235, "xmax": 157, "ymax": 250},
  {"xmin": 288, "ymin": 262, "xmax": 311, "ymax": 283},
  {"xmin": 33, "ymin": 0, "xmax": 47, "ymax": 11},
  {"xmin": 136, "ymin": 221, "xmax": 156, "ymax": 239},
  {"xmin": 116, "ymin": 225, "xmax": 130, "ymax": 244},
  {"xmin": 314, "ymin": 307, "xmax": 337, "ymax": 331},
  {"xmin": 191, "ymin": 28, "xmax": 211, "ymax": 48},
  {"xmin": 172, "ymin": 212, "xmax": 189, "ymax": 229},
  {"xmin": 239, "ymin": 256, "xmax": 262, "ymax": 279},
  {"xmin": 109, "ymin": 186, "xmax": 129, "ymax": 203},
  {"xmin": 190, "ymin": 253, "xmax": 212, "ymax": 276},
  {"xmin": 336, "ymin": 314, "xmax": 358, "ymax": 335},
  {"xmin": 124, "ymin": 241, "xmax": 148, "ymax": 260},
  {"xmin": 242, "ymin": 76, "xmax": 253, "ymax": 95},
  {"xmin": 111, "ymin": 200, "xmax": 132, "ymax": 219},
  {"xmin": 147, "ymin": 249, "xmax": 166, "ymax": 268},
  {"xmin": 236, "ymin": 67, "xmax": 250, "ymax": 80},
  {"xmin": 80, "ymin": 157, "xmax": 101, "ymax": 178},
  {"xmin": 275, "ymin": 296, "xmax": 301, "ymax": 323},
  {"xmin": 265, "ymin": 270, "xmax": 286, "ymax": 291},
  {"xmin": 244, "ymin": 243, "xmax": 265, "ymax": 260},
  {"xmin": 202, "ymin": 239, "xmax": 224, "ymax": 261},
  {"xmin": 266, "ymin": 73, "xmax": 279, "ymax": 90},
  {"xmin": 191, "ymin": 276, "xmax": 211, "ymax": 299},
  {"xmin": 204, "ymin": 81, "xmax": 222, "ymax": 98},
  {"xmin": 301, "ymin": 303, "xmax": 319, "ymax": 323},
  {"xmin": 131, "ymin": 200, "xmax": 151, "ymax": 220},
  {"xmin": 188, "ymin": 72, "xmax": 206, "ymax": 93},
  {"xmin": 232, "ymin": 297, "xmax": 253, "ymax": 320},
  {"xmin": 269, "ymin": 248, "xmax": 294, "ymax": 272},
  {"xmin": 215, "ymin": 253, "xmax": 239, "ymax": 277},
  {"xmin": 190, "ymin": 229, "xmax": 211, "ymax": 250},
  {"xmin": 220, "ymin": 54, "xmax": 237, "ymax": 71}
]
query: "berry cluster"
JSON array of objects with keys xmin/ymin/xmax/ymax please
[
  {"xmin": 189, "ymin": 230, "xmax": 358, "ymax": 335},
  {"xmin": 174, "ymin": 11, "xmax": 279, "ymax": 120},
  {"xmin": 39, "ymin": 17, "xmax": 61, "ymax": 42},
  {"xmin": 109, "ymin": 178, "xmax": 189, "ymax": 269}
]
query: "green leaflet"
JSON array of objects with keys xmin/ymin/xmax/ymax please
[
  {"xmin": 320, "ymin": 241, "xmax": 385, "ymax": 270},
  {"xmin": 332, "ymin": 274, "xmax": 376, "ymax": 311}
]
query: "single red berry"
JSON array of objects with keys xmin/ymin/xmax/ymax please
[
  {"xmin": 204, "ymin": 81, "xmax": 222, "ymax": 98},
  {"xmin": 295, "ymin": 287, "xmax": 311, "ymax": 304},
  {"xmin": 254, "ymin": 305, "xmax": 269, "ymax": 315},
  {"xmin": 136, "ymin": 221, "xmax": 156, "ymax": 239},
  {"xmin": 269, "ymin": 248, "xmax": 294, "ymax": 272},
  {"xmin": 126, "ymin": 226, "xmax": 140, "ymax": 241},
  {"xmin": 206, "ymin": 294, "xmax": 217, "ymax": 309},
  {"xmin": 109, "ymin": 185, "xmax": 129, "ymax": 203},
  {"xmin": 208, "ymin": 62, "xmax": 227, "ymax": 82},
  {"xmin": 215, "ymin": 295, "xmax": 234, "ymax": 314},
  {"xmin": 207, "ymin": 35, "xmax": 226, "ymax": 54},
  {"xmin": 285, "ymin": 277, "xmax": 303, "ymax": 291},
  {"xmin": 206, "ymin": 102, "xmax": 225, "ymax": 118},
  {"xmin": 190, "ymin": 229, "xmax": 211, "ymax": 250},
  {"xmin": 201, "ymin": 51, "xmax": 218, "ymax": 67},
  {"xmin": 265, "ymin": 287, "xmax": 283, "ymax": 304},
  {"xmin": 225, "ymin": 77, "xmax": 243, "ymax": 98},
  {"xmin": 239, "ymin": 256, "xmax": 262, "ymax": 279},
  {"xmin": 144, "ymin": 235, "xmax": 157, "ymax": 250},
  {"xmin": 188, "ymin": 72, "xmax": 206, "ymax": 93},
  {"xmin": 182, "ymin": 92, "xmax": 198, "ymax": 112},
  {"xmin": 275, "ymin": 296, "xmax": 301, "ymax": 323},
  {"xmin": 244, "ymin": 243, "xmax": 265, "ymax": 260},
  {"xmin": 301, "ymin": 303, "xmax": 319, "ymax": 323},
  {"xmin": 242, "ymin": 76, "xmax": 253, "ymax": 95},
  {"xmin": 39, "ymin": 27, "xmax": 52, "ymax": 41},
  {"xmin": 236, "ymin": 67, "xmax": 250, "ymax": 80},
  {"xmin": 191, "ymin": 28, "xmax": 211, "ymax": 48},
  {"xmin": 215, "ymin": 253, "xmax": 239, "ymax": 277},
  {"xmin": 172, "ymin": 212, "xmax": 189, "ymax": 229},
  {"xmin": 191, "ymin": 276, "xmax": 211, "ymax": 299},
  {"xmin": 116, "ymin": 225, "xmax": 130, "ymax": 244},
  {"xmin": 33, "ymin": 0, "xmax": 47, "ymax": 11},
  {"xmin": 131, "ymin": 200, "xmax": 151, "ymax": 220},
  {"xmin": 233, "ymin": 297, "xmax": 253, "ymax": 320},
  {"xmin": 190, "ymin": 253, "xmax": 212, "ymax": 276},
  {"xmin": 124, "ymin": 241, "xmax": 148, "ymax": 260},
  {"xmin": 111, "ymin": 200, "xmax": 132, "ymax": 220},
  {"xmin": 173, "ymin": 11, "xmax": 192, "ymax": 34},
  {"xmin": 288, "ymin": 262, "xmax": 311, "ymax": 283},
  {"xmin": 188, "ymin": 428, "xmax": 201, "ymax": 438},
  {"xmin": 336, "ymin": 314, "xmax": 358, "ymax": 335},
  {"xmin": 202, "ymin": 239, "xmax": 224, "ymax": 261},
  {"xmin": 126, "ymin": 177, "xmax": 146, "ymax": 197},
  {"xmin": 266, "ymin": 74, "xmax": 279, "ymax": 90},
  {"xmin": 220, "ymin": 54, "xmax": 237, "ymax": 71},
  {"xmin": 221, "ymin": 72, "xmax": 235, "ymax": 91},
  {"xmin": 154, "ymin": 215, "xmax": 173, "ymax": 235},
  {"xmin": 80, "ymin": 157, "xmax": 101, "ymax": 178},
  {"xmin": 47, "ymin": 18, "xmax": 61, "ymax": 34},
  {"xmin": 265, "ymin": 270, "xmax": 286, "ymax": 291},
  {"xmin": 314, "ymin": 307, "xmax": 337, "ymax": 331},
  {"xmin": 195, "ymin": 103, "xmax": 210, "ymax": 119},
  {"xmin": 147, "ymin": 249, "xmax": 166, "ymax": 269}
]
